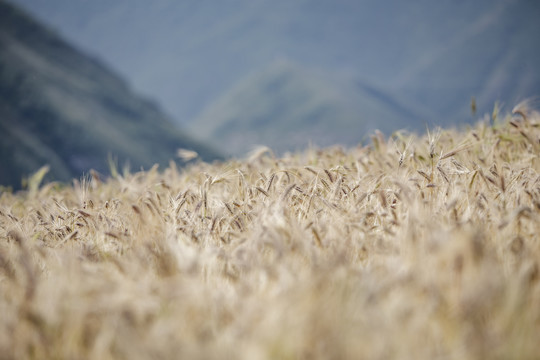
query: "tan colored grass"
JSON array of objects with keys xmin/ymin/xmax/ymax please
[{"xmin": 1, "ymin": 108, "xmax": 540, "ymax": 359}]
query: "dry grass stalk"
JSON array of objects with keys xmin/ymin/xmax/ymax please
[{"xmin": 1, "ymin": 107, "xmax": 540, "ymax": 359}]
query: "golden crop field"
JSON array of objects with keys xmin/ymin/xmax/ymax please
[{"xmin": 1, "ymin": 103, "xmax": 539, "ymax": 360}]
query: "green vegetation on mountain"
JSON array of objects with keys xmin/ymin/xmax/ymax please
[{"xmin": 0, "ymin": 0, "xmax": 220, "ymax": 190}]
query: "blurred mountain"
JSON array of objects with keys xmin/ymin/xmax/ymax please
[
  {"xmin": 393, "ymin": 0, "xmax": 540, "ymax": 119},
  {"xmin": 0, "ymin": 0, "xmax": 221, "ymax": 190},
  {"xmin": 9, "ymin": 0, "xmax": 540, "ymax": 154},
  {"xmin": 194, "ymin": 60, "xmax": 425, "ymax": 155}
]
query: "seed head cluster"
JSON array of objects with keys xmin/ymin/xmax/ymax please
[{"xmin": 1, "ymin": 106, "xmax": 539, "ymax": 359}]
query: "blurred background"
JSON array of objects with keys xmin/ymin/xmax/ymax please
[{"xmin": 1, "ymin": 0, "xmax": 539, "ymax": 189}]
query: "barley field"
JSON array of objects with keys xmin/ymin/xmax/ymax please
[{"xmin": 1, "ymin": 104, "xmax": 540, "ymax": 360}]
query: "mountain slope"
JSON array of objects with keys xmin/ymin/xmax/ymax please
[
  {"xmin": 192, "ymin": 61, "xmax": 425, "ymax": 156},
  {"xmin": 10, "ymin": 0, "xmax": 540, "ymax": 128},
  {"xmin": 394, "ymin": 0, "xmax": 540, "ymax": 121},
  {"xmin": 0, "ymin": 1, "xmax": 220, "ymax": 190}
]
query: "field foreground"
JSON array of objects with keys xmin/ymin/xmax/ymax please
[{"xmin": 1, "ymin": 109, "xmax": 540, "ymax": 359}]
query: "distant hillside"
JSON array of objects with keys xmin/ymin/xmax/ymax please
[
  {"xmin": 393, "ymin": 0, "xmax": 540, "ymax": 121},
  {"xmin": 192, "ymin": 60, "xmax": 425, "ymax": 156},
  {"xmin": 0, "ymin": 1, "xmax": 220, "ymax": 190},
  {"xmin": 10, "ymin": 0, "xmax": 540, "ymax": 129}
]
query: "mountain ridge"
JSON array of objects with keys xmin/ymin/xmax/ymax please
[
  {"xmin": 0, "ymin": 0, "xmax": 221, "ymax": 190},
  {"xmin": 192, "ymin": 60, "xmax": 425, "ymax": 156},
  {"xmin": 10, "ymin": 0, "xmax": 539, "ymax": 129}
]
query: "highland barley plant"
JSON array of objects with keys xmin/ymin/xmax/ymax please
[{"xmin": 1, "ymin": 103, "xmax": 539, "ymax": 359}]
